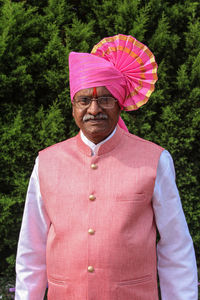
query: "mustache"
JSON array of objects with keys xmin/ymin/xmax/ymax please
[{"xmin": 83, "ymin": 113, "xmax": 108, "ymax": 122}]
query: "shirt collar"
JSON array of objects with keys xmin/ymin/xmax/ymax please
[{"xmin": 80, "ymin": 127, "xmax": 117, "ymax": 155}]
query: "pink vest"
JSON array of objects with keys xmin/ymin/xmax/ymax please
[{"xmin": 39, "ymin": 126, "xmax": 163, "ymax": 300}]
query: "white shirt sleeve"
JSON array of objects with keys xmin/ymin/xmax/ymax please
[
  {"xmin": 15, "ymin": 157, "xmax": 50, "ymax": 300},
  {"xmin": 153, "ymin": 150, "xmax": 198, "ymax": 300}
]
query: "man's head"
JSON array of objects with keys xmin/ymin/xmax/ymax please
[
  {"xmin": 72, "ymin": 86, "xmax": 121, "ymax": 144},
  {"xmin": 69, "ymin": 34, "xmax": 158, "ymax": 135}
]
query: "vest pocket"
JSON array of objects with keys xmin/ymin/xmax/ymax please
[
  {"xmin": 118, "ymin": 274, "xmax": 152, "ymax": 286},
  {"xmin": 48, "ymin": 278, "xmax": 68, "ymax": 300},
  {"xmin": 117, "ymin": 274, "xmax": 158, "ymax": 300},
  {"xmin": 115, "ymin": 193, "xmax": 146, "ymax": 202}
]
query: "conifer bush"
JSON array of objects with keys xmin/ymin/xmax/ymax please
[{"xmin": 0, "ymin": 0, "xmax": 199, "ymax": 295}]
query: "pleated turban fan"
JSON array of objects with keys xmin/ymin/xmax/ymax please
[{"xmin": 69, "ymin": 34, "xmax": 158, "ymax": 131}]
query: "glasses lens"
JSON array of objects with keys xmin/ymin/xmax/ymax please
[
  {"xmin": 98, "ymin": 97, "xmax": 116, "ymax": 108},
  {"xmin": 74, "ymin": 96, "xmax": 117, "ymax": 108},
  {"xmin": 75, "ymin": 97, "xmax": 91, "ymax": 107}
]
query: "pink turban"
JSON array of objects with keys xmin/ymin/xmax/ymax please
[{"xmin": 69, "ymin": 34, "xmax": 158, "ymax": 131}]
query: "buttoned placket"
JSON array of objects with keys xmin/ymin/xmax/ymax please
[
  {"xmin": 87, "ymin": 154, "xmax": 99, "ymax": 278},
  {"xmin": 80, "ymin": 127, "xmax": 119, "ymax": 299}
]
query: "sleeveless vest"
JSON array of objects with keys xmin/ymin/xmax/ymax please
[{"xmin": 39, "ymin": 126, "xmax": 163, "ymax": 300}]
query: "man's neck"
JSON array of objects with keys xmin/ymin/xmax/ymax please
[{"xmin": 80, "ymin": 127, "xmax": 117, "ymax": 155}]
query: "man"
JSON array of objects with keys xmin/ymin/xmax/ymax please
[{"xmin": 15, "ymin": 34, "xmax": 198, "ymax": 299}]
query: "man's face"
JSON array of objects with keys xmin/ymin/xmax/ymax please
[{"xmin": 72, "ymin": 86, "xmax": 121, "ymax": 144}]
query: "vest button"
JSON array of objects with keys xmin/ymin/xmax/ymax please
[
  {"xmin": 88, "ymin": 266, "xmax": 94, "ymax": 272},
  {"xmin": 91, "ymin": 163, "xmax": 98, "ymax": 169},
  {"xmin": 89, "ymin": 194, "xmax": 96, "ymax": 201},
  {"xmin": 88, "ymin": 228, "xmax": 95, "ymax": 235}
]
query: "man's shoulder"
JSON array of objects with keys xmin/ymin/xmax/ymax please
[
  {"xmin": 121, "ymin": 129, "xmax": 164, "ymax": 151},
  {"xmin": 39, "ymin": 134, "xmax": 77, "ymax": 156}
]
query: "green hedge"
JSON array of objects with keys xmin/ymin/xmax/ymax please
[{"xmin": 0, "ymin": 0, "xmax": 199, "ymax": 287}]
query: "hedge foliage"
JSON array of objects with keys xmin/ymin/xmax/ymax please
[{"xmin": 0, "ymin": 0, "xmax": 199, "ymax": 284}]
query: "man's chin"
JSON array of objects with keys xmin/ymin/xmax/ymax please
[
  {"xmin": 83, "ymin": 120, "xmax": 108, "ymax": 132},
  {"xmin": 83, "ymin": 125, "xmax": 112, "ymax": 143}
]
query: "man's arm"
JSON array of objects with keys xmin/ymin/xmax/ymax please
[
  {"xmin": 15, "ymin": 157, "xmax": 50, "ymax": 300},
  {"xmin": 153, "ymin": 150, "xmax": 198, "ymax": 300}
]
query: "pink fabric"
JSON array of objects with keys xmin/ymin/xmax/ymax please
[
  {"xmin": 117, "ymin": 116, "xmax": 128, "ymax": 131},
  {"xmin": 91, "ymin": 34, "xmax": 158, "ymax": 111},
  {"xmin": 39, "ymin": 126, "xmax": 163, "ymax": 299},
  {"xmin": 69, "ymin": 52, "xmax": 127, "ymax": 103},
  {"xmin": 69, "ymin": 34, "xmax": 158, "ymax": 132}
]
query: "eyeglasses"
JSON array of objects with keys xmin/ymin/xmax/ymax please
[{"xmin": 73, "ymin": 96, "xmax": 118, "ymax": 109}]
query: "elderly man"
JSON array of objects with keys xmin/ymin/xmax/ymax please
[{"xmin": 15, "ymin": 34, "xmax": 198, "ymax": 300}]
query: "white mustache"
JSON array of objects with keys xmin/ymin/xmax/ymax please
[{"xmin": 83, "ymin": 113, "xmax": 108, "ymax": 122}]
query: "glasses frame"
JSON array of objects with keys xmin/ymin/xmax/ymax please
[{"xmin": 73, "ymin": 96, "xmax": 118, "ymax": 109}]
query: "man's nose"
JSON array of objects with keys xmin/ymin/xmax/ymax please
[{"xmin": 87, "ymin": 99, "xmax": 102, "ymax": 115}]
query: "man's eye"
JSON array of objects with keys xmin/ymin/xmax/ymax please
[
  {"xmin": 78, "ymin": 97, "xmax": 90, "ymax": 104},
  {"xmin": 99, "ymin": 97, "xmax": 109, "ymax": 104}
]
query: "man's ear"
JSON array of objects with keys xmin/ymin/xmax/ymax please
[{"xmin": 72, "ymin": 103, "xmax": 74, "ymax": 117}]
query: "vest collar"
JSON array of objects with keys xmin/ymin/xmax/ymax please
[{"xmin": 76, "ymin": 126, "xmax": 124, "ymax": 157}]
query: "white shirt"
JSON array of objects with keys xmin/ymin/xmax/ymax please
[{"xmin": 15, "ymin": 131, "xmax": 198, "ymax": 300}]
